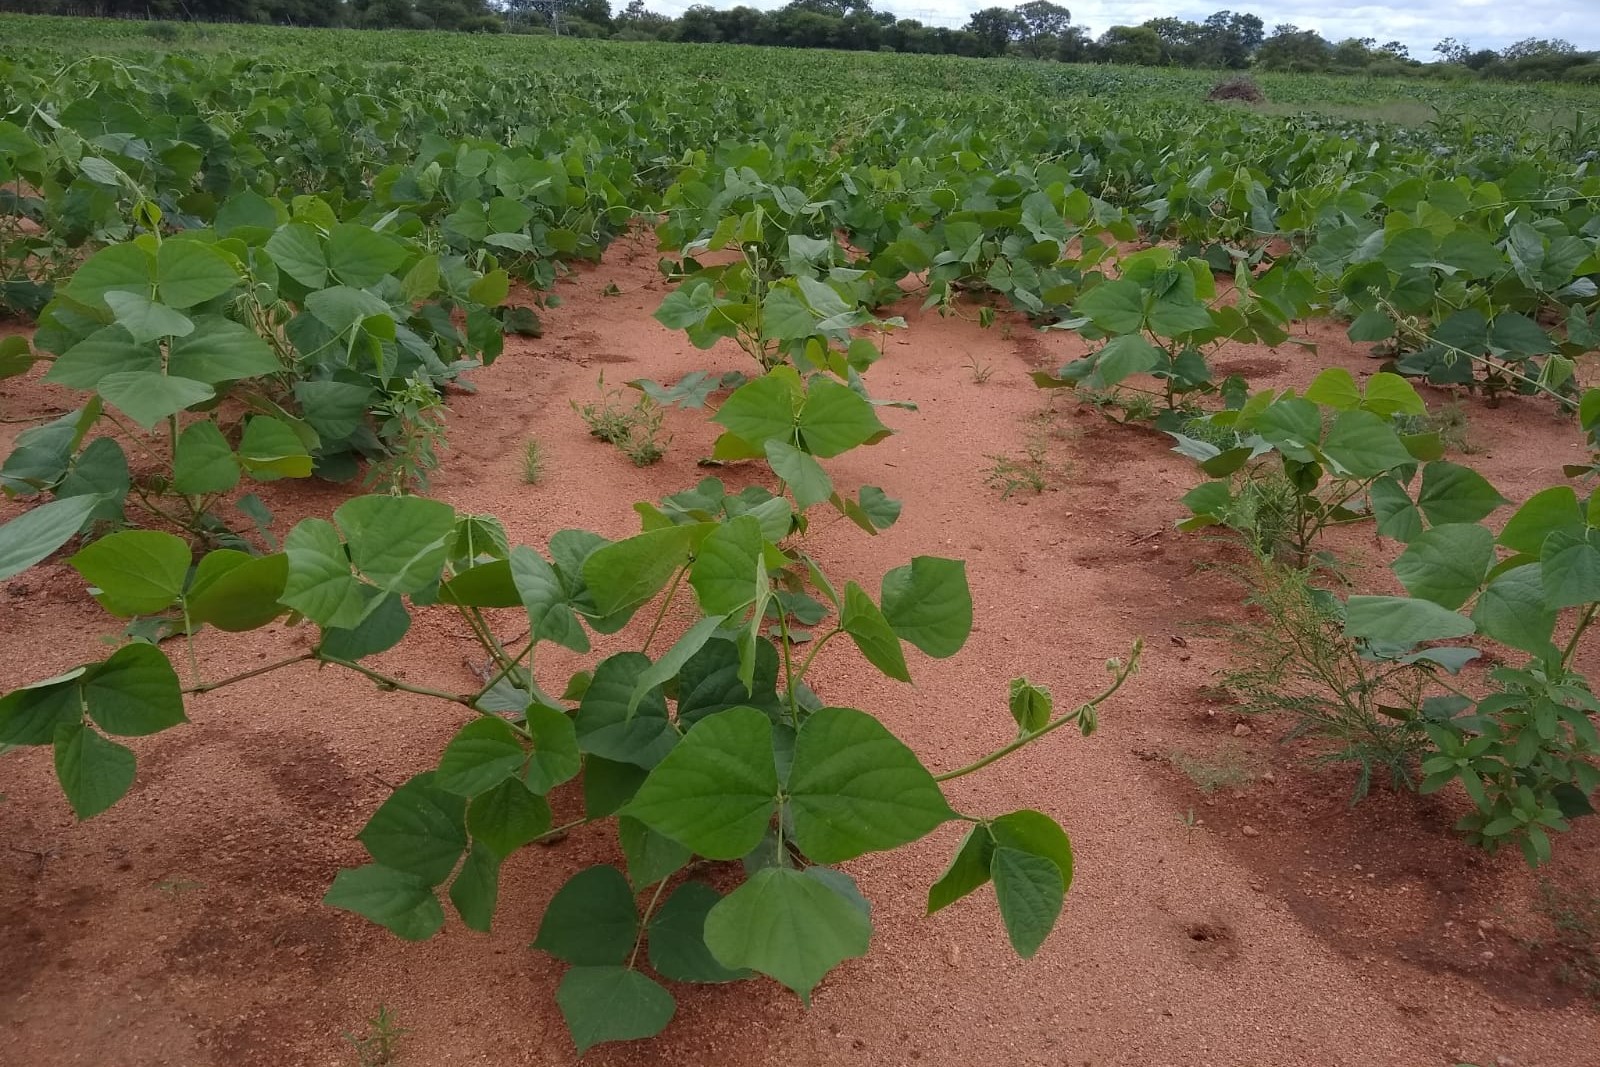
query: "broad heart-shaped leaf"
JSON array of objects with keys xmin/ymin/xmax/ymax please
[
  {"xmin": 798, "ymin": 378, "xmax": 888, "ymax": 458},
  {"xmin": 323, "ymin": 863, "xmax": 444, "ymax": 941},
  {"xmin": 173, "ymin": 420, "xmax": 240, "ymax": 495},
  {"xmin": 575, "ymin": 652, "xmax": 678, "ymax": 769},
  {"xmin": 0, "ymin": 495, "xmax": 97, "ymax": 582},
  {"xmin": 61, "ymin": 243, "xmax": 155, "ymax": 311},
  {"xmin": 787, "ymin": 707, "xmax": 954, "ymax": 863},
  {"xmin": 1417, "ymin": 462, "xmax": 1506, "ymax": 526},
  {"xmin": 1542, "ymin": 530, "xmax": 1600, "ymax": 610},
  {"xmin": 1343, "ymin": 595, "xmax": 1474, "ymax": 647},
  {"xmin": 467, "ymin": 776, "xmax": 552, "ymax": 857},
  {"xmin": 524, "ymin": 702, "xmax": 582, "ymax": 794},
  {"xmin": 325, "ymin": 223, "xmax": 407, "ymax": 288},
  {"xmin": 1303, "ymin": 367, "xmax": 1362, "ymax": 410},
  {"xmin": 1009, "ymin": 678, "xmax": 1053, "ymax": 734},
  {"xmin": 1085, "ymin": 334, "xmax": 1162, "ymax": 389},
  {"xmin": 334, "ymin": 495, "xmax": 456, "ymax": 595},
  {"xmin": 928, "ymin": 824, "xmax": 996, "ymax": 914},
  {"xmin": 842, "ymin": 581, "xmax": 909, "ymax": 683},
  {"xmin": 70, "ymin": 529, "xmax": 191, "ymax": 616},
  {"xmin": 82, "ymin": 642, "xmax": 185, "ymax": 737},
  {"xmin": 437, "ymin": 559, "xmax": 520, "ymax": 608},
  {"xmin": 764, "ymin": 439, "xmax": 833, "ymax": 510},
  {"xmin": 449, "ymin": 841, "xmax": 501, "ymax": 933},
  {"xmin": 584, "ymin": 756, "xmax": 650, "ymax": 819},
  {"xmin": 0, "ymin": 667, "xmax": 88, "ymax": 746},
  {"xmin": 556, "ymin": 966, "xmax": 676, "ymax": 1056},
  {"xmin": 1489, "ymin": 312, "xmax": 1552, "ymax": 357},
  {"xmin": 509, "ymin": 546, "xmax": 589, "ymax": 653},
  {"xmin": 880, "ymin": 557, "xmax": 972, "ymax": 659},
  {"xmin": 265, "ymin": 223, "xmax": 328, "ymax": 288},
  {"xmin": 1361, "ymin": 373, "xmax": 1425, "ymax": 418},
  {"xmin": 623, "ymin": 706, "xmax": 778, "ymax": 859},
  {"xmin": 435, "ymin": 717, "xmax": 526, "ymax": 797},
  {"xmin": 990, "ymin": 810, "xmax": 1074, "ymax": 889},
  {"xmin": 102, "ymin": 291, "xmax": 193, "ymax": 344},
  {"xmin": 238, "ymin": 416, "xmax": 314, "ymax": 481},
  {"xmin": 1391, "ymin": 524, "xmax": 1495, "ymax": 610},
  {"xmin": 690, "ymin": 515, "xmax": 765, "ymax": 615},
  {"xmin": 282, "ymin": 518, "xmax": 367, "ymax": 629},
  {"xmin": 356, "ymin": 772, "xmax": 467, "ymax": 886},
  {"xmin": 532, "ymin": 865, "xmax": 639, "ymax": 966},
  {"xmin": 618, "ymin": 815, "xmax": 692, "ymax": 889},
  {"xmin": 703, "ymin": 865, "xmax": 871, "ymax": 1002},
  {"xmin": 627, "ymin": 615, "xmax": 727, "ymax": 715},
  {"xmin": 581, "ymin": 523, "xmax": 711, "ymax": 621},
  {"xmin": 1472, "ymin": 563, "xmax": 1557, "ymax": 656},
  {"xmin": 991, "ymin": 847, "xmax": 1064, "ymax": 959},
  {"xmin": 167, "ymin": 316, "xmax": 281, "ymax": 385},
  {"xmin": 156, "ymin": 240, "xmax": 240, "ymax": 309},
  {"xmin": 185, "ymin": 550, "xmax": 288, "ymax": 632},
  {"xmin": 96, "ymin": 371, "xmax": 214, "ymax": 429},
  {"xmin": 318, "ymin": 591, "xmax": 410, "ymax": 660},
  {"xmin": 713, "ymin": 370, "xmax": 800, "ymax": 449},
  {"xmin": 648, "ymin": 881, "xmax": 752, "ymax": 983},
  {"xmin": 1319, "ymin": 409, "xmax": 1412, "ymax": 478},
  {"xmin": 53, "ymin": 721, "xmax": 137, "ymax": 820},
  {"xmin": 1073, "ymin": 277, "xmax": 1144, "ymax": 334},
  {"xmin": 676, "ymin": 637, "xmax": 783, "ymax": 727},
  {"xmin": 1499, "ymin": 486, "xmax": 1584, "ymax": 555},
  {"xmin": 44, "ymin": 326, "xmax": 158, "ymax": 390},
  {"xmin": 1370, "ymin": 475, "xmax": 1423, "ymax": 544}
]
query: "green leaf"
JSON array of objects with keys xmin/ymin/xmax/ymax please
[
  {"xmin": 325, "ymin": 223, "xmax": 407, "ymax": 289},
  {"xmin": 167, "ymin": 317, "xmax": 281, "ymax": 384},
  {"xmin": 83, "ymin": 642, "xmax": 185, "ymax": 736},
  {"xmin": 44, "ymin": 327, "xmax": 158, "ymax": 390},
  {"xmin": 265, "ymin": 224, "xmax": 328, "ymax": 288},
  {"xmin": 880, "ymin": 557, "xmax": 971, "ymax": 658},
  {"xmin": 96, "ymin": 371, "xmax": 214, "ymax": 429},
  {"xmin": 788, "ymin": 706, "xmax": 953, "ymax": 863},
  {"xmin": 53, "ymin": 721, "xmax": 137, "ymax": 820},
  {"xmin": 841, "ymin": 582, "xmax": 909, "ymax": 683},
  {"xmin": 509, "ymin": 546, "xmax": 588, "ymax": 653},
  {"xmin": 186, "ymin": 550, "xmax": 287, "ymax": 632},
  {"xmin": 0, "ymin": 496, "xmax": 97, "ymax": 582},
  {"xmin": 555, "ymin": 966, "xmax": 675, "ymax": 1057},
  {"xmin": 798, "ymin": 379, "xmax": 888, "ymax": 458},
  {"xmin": 991, "ymin": 847, "xmax": 1064, "ymax": 959},
  {"xmin": 702, "ymin": 865, "xmax": 871, "ymax": 1002},
  {"xmin": 467, "ymin": 776, "xmax": 552, "ymax": 859},
  {"xmin": 318, "ymin": 591, "xmax": 411, "ymax": 660},
  {"xmin": 448, "ymin": 841, "xmax": 500, "ymax": 932},
  {"xmin": 1361, "ymin": 373, "xmax": 1424, "ymax": 418},
  {"xmin": 62, "ymin": 243, "xmax": 154, "ymax": 310},
  {"xmin": 0, "ymin": 335, "xmax": 38, "ymax": 380},
  {"xmin": 583, "ymin": 756, "xmax": 649, "ymax": 818},
  {"xmin": 156, "ymin": 240, "xmax": 240, "ymax": 309},
  {"xmin": 927, "ymin": 824, "xmax": 995, "ymax": 913},
  {"xmin": 1303, "ymin": 367, "xmax": 1361, "ymax": 410},
  {"xmin": 468, "ymin": 268, "xmax": 510, "ymax": 307},
  {"xmin": 1542, "ymin": 530, "xmax": 1600, "ymax": 610},
  {"xmin": 1086, "ymin": 334, "xmax": 1162, "ymax": 389},
  {"xmin": 1343, "ymin": 595, "xmax": 1474, "ymax": 646},
  {"xmin": 689, "ymin": 515, "xmax": 765, "ymax": 615},
  {"xmin": 1417, "ymin": 462, "xmax": 1506, "ymax": 526},
  {"xmin": 618, "ymin": 815, "xmax": 692, "ymax": 888},
  {"xmin": 1500, "ymin": 487, "xmax": 1584, "ymax": 555},
  {"xmin": 525, "ymin": 703, "xmax": 582, "ymax": 794},
  {"xmin": 238, "ymin": 416, "xmax": 314, "ymax": 480},
  {"xmin": 356, "ymin": 772, "xmax": 467, "ymax": 885},
  {"xmin": 1489, "ymin": 313, "xmax": 1552, "ymax": 357},
  {"xmin": 1320, "ymin": 409, "xmax": 1411, "ymax": 477},
  {"xmin": 103, "ymin": 292, "xmax": 193, "ymax": 344},
  {"xmin": 323, "ymin": 864, "xmax": 444, "ymax": 941},
  {"xmin": 764, "ymin": 439, "xmax": 833, "ymax": 510},
  {"xmin": 532, "ymin": 865, "xmax": 638, "ymax": 966},
  {"xmin": 436, "ymin": 717, "xmax": 526, "ymax": 797},
  {"xmin": 581, "ymin": 524, "xmax": 709, "ymax": 621},
  {"xmin": 1472, "ymin": 564, "xmax": 1557, "ymax": 656},
  {"xmin": 1346, "ymin": 308, "xmax": 1395, "ymax": 343},
  {"xmin": 648, "ymin": 881, "xmax": 752, "ymax": 983},
  {"xmin": 990, "ymin": 810, "xmax": 1074, "ymax": 889},
  {"xmin": 623, "ymin": 706, "xmax": 777, "ymax": 859},
  {"xmin": 173, "ymin": 421, "xmax": 240, "ymax": 495},
  {"xmin": 1392, "ymin": 524, "xmax": 1495, "ymax": 610},
  {"xmin": 1008, "ymin": 678, "xmax": 1052, "ymax": 734},
  {"xmin": 713, "ymin": 371, "xmax": 798, "ymax": 449},
  {"xmin": 0, "ymin": 668, "xmax": 88, "ymax": 746},
  {"xmin": 70, "ymin": 530, "xmax": 190, "ymax": 616},
  {"xmin": 437, "ymin": 559, "xmax": 520, "ymax": 609},
  {"xmin": 282, "ymin": 518, "xmax": 366, "ymax": 629},
  {"xmin": 1073, "ymin": 278, "xmax": 1143, "ymax": 334},
  {"xmin": 627, "ymin": 615, "xmax": 727, "ymax": 714},
  {"xmin": 574, "ymin": 651, "xmax": 677, "ymax": 768},
  {"xmin": 1370, "ymin": 476, "xmax": 1423, "ymax": 544},
  {"xmin": 334, "ymin": 495, "xmax": 456, "ymax": 594}
]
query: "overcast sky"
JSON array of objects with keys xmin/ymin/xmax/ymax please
[{"xmin": 640, "ymin": 0, "xmax": 1600, "ymax": 57}]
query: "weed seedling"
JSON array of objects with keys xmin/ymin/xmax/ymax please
[
  {"xmin": 345, "ymin": 1004, "xmax": 407, "ymax": 1067},
  {"xmin": 984, "ymin": 432, "xmax": 1067, "ymax": 499},
  {"xmin": 520, "ymin": 439, "xmax": 543, "ymax": 485},
  {"xmin": 572, "ymin": 375, "xmax": 670, "ymax": 466},
  {"xmin": 1169, "ymin": 746, "xmax": 1257, "ymax": 794},
  {"xmin": 965, "ymin": 356, "xmax": 996, "ymax": 384}
]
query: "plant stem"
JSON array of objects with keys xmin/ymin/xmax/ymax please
[
  {"xmin": 794, "ymin": 627, "xmax": 843, "ymax": 682},
  {"xmin": 642, "ymin": 566, "xmax": 686, "ymax": 655},
  {"xmin": 471, "ymin": 637, "xmax": 537, "ymax": 704},
  {"xmin": 627, "ymin": 879, "xmax": 672, "ymax": 970},
  {"xmin": 1562, "ymin": 603, "xmax": 1598, "ymax": 668},
  {"xmin": 934, "ymin": 644, "xmax": 1141, "ymax": 783},
  {"xmin": 182, "ymin": 651, "xmax": 317, "ymax": 693},
  {"xmin": 320, "ymin": 657, "xmax": 532, "ymax": 739}
]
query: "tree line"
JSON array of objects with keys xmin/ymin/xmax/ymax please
[{"xmin": 11, "ymin": 0, "xmax": 1599, "ymax": 84}]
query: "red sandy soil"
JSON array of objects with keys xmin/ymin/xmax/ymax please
[{"xmin": 3, "ymin": 234, "xmax": 1599, "ymax": 1067}]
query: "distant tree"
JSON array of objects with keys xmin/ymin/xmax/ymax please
[
  {"xmin": 1501, "ymin": 37, "xmax": 1576, "ymax": 60},
  {"xmin": 1098, "ymin": 24, "xmax": 1163, "ymax": 66},
  {"xmin": 673, "ymin": 3, "xmax": 723, "ymax": 41},
  {"xmin": 1433, "ymin": 37, "xmax": 1469, "ymax": 64},
  {"xmin": 1055, "ymin": 24, "xmax": 1093, "ymax": 63},
  {"xmin": 965, "ymin": 6, "xmax": 1026, "ymax": 57},
  {"xmin": 1256, "ymin": 24, "xmax": 1332, "ymax": 71},
  {"xmin": 1015, "ymin": 1, "xmax": 1070, "ymax": 59},
  {"xmin": 1376, "ymin": 40, "xmax": 1410, "ymax": 61}
]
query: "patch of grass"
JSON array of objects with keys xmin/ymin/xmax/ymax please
[
  {"xmin": 1169, "ymin": 746, "xmax": 1257, "ymax": 794},
  {"xmin": 1535, "ymin": 879, "xmax": 1600, "ymax": 1002},
  {"xmin": 1395, "ymin": 401, "xmax": 1476, "ymax": 454},
  {"xmin": 345, "ymin": 1004, "xmax": 407, "ymax": 1067},
  {"xmin": 964, "ymin": 356, "xmax": 995, "ymax": 384},
  {"xmin": 520, "ymin": 439, "xmax": 543, "ymax": 485},
  {"xmin": 1077, "ymin": 386, "xmax": 1160, "ymax": 424},
  {"xmin": 983, "ymin": 432, "xmax": 1068, "ymax": 499},
  {"xmin": 572, "ymin": 375, "xmax": 669, "ymax": 467}
]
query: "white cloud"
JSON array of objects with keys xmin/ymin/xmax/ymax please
[{"xmin": 641, "ymin": 0, "xmax": 1600, "ymax": 56}]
